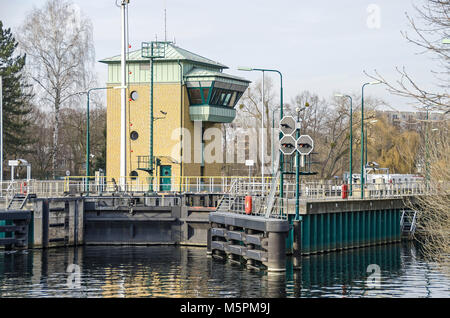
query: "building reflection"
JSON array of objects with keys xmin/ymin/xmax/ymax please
[{"xmin": 1, "ymin": 242, "xmax": 446, "ymax": 297}]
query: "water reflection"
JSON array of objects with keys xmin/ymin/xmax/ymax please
[{"xmin": 0, "ymin": 242, "xmax": 448, "ymax": 298}]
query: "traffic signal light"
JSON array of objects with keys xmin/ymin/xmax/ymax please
[
  {"xmin": 296, "ymin": 135, "xmax": 314, "ymax": 155},
  {"xmin": 280, "ymin": 135, "xmax": 297, "ymax": 155}
]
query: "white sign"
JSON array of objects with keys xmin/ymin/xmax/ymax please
[
  {"xmin": 280, "ymin": 116, "xmax": 296, "ymax": 136},
  {"xmin": 245, "ymin": 160, "xmax": 254, "ymax": 166},
  {"xmin": 297, "ymin": 135, "xmax": 314, "ymax": 155},
  {"xmin": 280, "ymin": 135, "xmax": 297, "ymax": 155}
]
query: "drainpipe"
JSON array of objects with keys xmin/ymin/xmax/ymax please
[{"xmin": 177, "ymin": 60, "xmax": 183, "ymax": 191}]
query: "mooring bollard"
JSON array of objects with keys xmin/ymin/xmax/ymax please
[{"xmin": 267, "ymin": 231, "xmax": 286, "ymax": 272}]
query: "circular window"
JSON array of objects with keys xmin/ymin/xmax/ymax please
[
  {"xmin": 130, "ymin": 91, "xmax": 138, "ymax": 101},
  {"xmin": 130, "ymin": 131, "xmax": 139, "ymax": 141},
  {"xmin": 129, "ymin": 170, "xmax": 138, "ymax": 180}
]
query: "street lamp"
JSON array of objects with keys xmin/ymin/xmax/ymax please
[
  {"xmin": 271, "ymin": 107, "xmax": 280, "ymax": 175},
  {"xmin": 238, "ymin": 67, "xmax": 283, "ymax": 195},
  {"xmin": 361, "ymin": 81, "xmax": 381, "ymax": 199},
  {"xmin": 335, "ymin": 94, "xmax": 353, "ymax": 195}
]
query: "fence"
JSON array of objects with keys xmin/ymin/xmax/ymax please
[
  {"xmin": 217, "ymin": 179, "xmax": 433, "ymax": 219},
  {"xmin": 0, "ymin": 176, "xmax": 435, "ymax": 204}
]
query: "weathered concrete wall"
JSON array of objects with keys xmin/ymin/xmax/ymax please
[
  {"xmin": 208, "ymin": 212, "xmax": 290, "ymax": 272},
  {"xmin": 83, "ymin": 200, "xmax": 210, "ymax": 246},
  {"xmin": 32, "ymin": 198, "xmax": 84, "ymax": 249}
]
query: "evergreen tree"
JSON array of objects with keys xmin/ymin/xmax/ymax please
[{"xmin": 0, "ymin": 20, "xmax": 34, "ymax": 161}]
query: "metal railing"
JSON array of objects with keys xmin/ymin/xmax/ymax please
[
  {"xmin": 62, "ymin": 175, "xmax": 275, "ymax": 195},
  {"xmin": 215, "ymin": 178, "xmax": 435, "ymax": 219},
  {"xmin": 0, "ymin": 176, "xmax": 436, "ymax": 203}
]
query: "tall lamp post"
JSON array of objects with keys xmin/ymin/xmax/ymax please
[
  {"xmin": 335, "ymin": 94, "xmax": 353, "ymax": 195},
  {"xmin": 361, "ymin": 81, "xmax": 381, "ymax": 199},
  {"xmin": 238, "ymin": 67, "xmax": 283, "ymax": 197}
]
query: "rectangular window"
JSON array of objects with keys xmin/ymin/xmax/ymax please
[
  {"xmin": 223, "ymin": 92, "xmax": 232, "ymax": 106},
  {"xmin": 228, "ymin": 91, "xmax": 237, "ymax": 107},
  {"xmin": 202, "ymin": 88, "xmax": 210, "ymax": 104},
  {"xmin": 188, "ymin": 88, "xmax": 203, "ymax": 105},
  {"xmin": 211, "ymin": 88, "xmax": 223, "ymax": 105},
  {"xmin": 220, "ymin": 92, "xmax": 227, "ymax": 105}
]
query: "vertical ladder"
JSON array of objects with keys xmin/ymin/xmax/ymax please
[{"xmin": 400, "ymin": 209, "xmax": 417, "ymax": 238}]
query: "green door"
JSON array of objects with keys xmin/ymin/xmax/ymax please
[{"xmin": 160, "ymin": 165, "xmax": 172, "ymax": 191}]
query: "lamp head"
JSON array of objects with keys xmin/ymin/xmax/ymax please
[{"xmin": 237, "ymin": 66, "xmax": 253, "ymax": 71}]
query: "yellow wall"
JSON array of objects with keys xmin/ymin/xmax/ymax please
[{"xmin": 106, "ymin": 83, "xmax": 223, "ymax": 187}]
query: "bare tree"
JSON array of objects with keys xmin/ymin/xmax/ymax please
[
  {"xmin": 366, "ymin": 0, "xmax": 449, "ymax": 271},
  {"xmin": 406, "ymin": 121, "xmax": 450, "ymax": 275},
  {"xmin": 366, "ymin": 0, "xmax": 449, "ymax": 114},
  {"xmin": 18, "ymin": 0, "xmax": 96, "ymax": 178},
  {"xmin": 26, "ymin": 107, "xmax": 54, "ymax": 179},
  {"xmin": 234, "ymin": 78, "xmax": 278, "ymax": 175}
]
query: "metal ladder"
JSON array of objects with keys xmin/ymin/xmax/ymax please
[
  {"xmin": 264, "ymin": 159, "xmax": 281, "ymax": 218},
  {"xmin": 7, "ymin": 193, "xmax": 31, "ymax": 210},
  {"xmin": 400, "ymin": 209, "xmax": 417, "ymax": 238},
  {"xmin": 216, "ymin": 179, "xmax": 238, "ymax": 213}
]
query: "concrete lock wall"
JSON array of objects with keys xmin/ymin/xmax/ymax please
[
  {"xmin": 83, "ymin": 197, "xmax": 210, "ymax": 246},
  {"xmin": 32, "ymin": 199, "xmax": 84, "ymax": 249},
  {"xmin": 208, "ymin": 212, "xmax": 290, "ymax": 272}
]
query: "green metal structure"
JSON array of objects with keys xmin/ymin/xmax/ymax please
[{"xmin": 286, "ymin": 207, "xmax": 402, "ymax": 255}]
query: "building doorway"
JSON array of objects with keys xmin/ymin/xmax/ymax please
[{"xmin": 159, "ymin": 165, "xmax": 172, "ymax": 191}]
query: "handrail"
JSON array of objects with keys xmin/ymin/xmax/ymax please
[{"xmin": 0, "ymin": 178, "xmax": 441, "ymax": 201}]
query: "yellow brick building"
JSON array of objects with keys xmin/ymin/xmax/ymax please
[{"xmin": 100, "ymin": 43, "xmax": 249, "ymax": 190}]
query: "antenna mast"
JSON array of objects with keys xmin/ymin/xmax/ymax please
[
  {"xmin": 164, "ymin": 0, "xmax": 167, "ymax": 42},
  {"xmin": 119, "ymin": 0, "xmax": 129, "ymax": 189}
]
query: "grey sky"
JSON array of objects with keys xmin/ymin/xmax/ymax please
[{"xmin": 0, "ymin": 0, "xmax": 441, "ymax": 111}]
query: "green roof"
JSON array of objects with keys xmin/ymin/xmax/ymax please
[
  {"xmin": 185, "ymin": 68, "xmax": 251, "ymax": 83},
  {"xmin": 99, "ymin": 42, "xmax": 228, "ymax": 69}
]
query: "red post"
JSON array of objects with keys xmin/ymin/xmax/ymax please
[
  {"xmin": 245, "ymin": 196, "xmax": 252, "ymax": 214},
  {"xmin": 342, "ymin": 184, "xmax": 348, "ymax": 199}
]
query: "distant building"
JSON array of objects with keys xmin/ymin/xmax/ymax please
[{"xmin": 377, "ymin": 110, "xmax": 445, "ymax": 130}]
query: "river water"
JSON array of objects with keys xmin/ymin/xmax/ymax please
[{"xmin": 0, "ymin": 243, "xmax": 448, "ymax": 298}]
